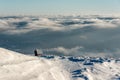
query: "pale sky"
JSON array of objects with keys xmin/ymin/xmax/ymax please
[{"xmin": 0, "ymin": 0, "xmax": 120, "ymax": 15}]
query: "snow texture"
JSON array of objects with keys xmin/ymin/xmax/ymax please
[
  {"xmin": 0, "ymin": 48, "xmax": 120, "ymax": 80},
  {"xmin": 0, "ymin": 48, "xmax": 70, "ymax": 80}
]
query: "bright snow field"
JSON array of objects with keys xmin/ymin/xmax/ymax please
[{"xmin": 0, "ymin": 48, "xmax": 120, "ymax": 80}]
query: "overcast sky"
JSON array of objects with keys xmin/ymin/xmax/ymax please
[{"xmin": 0, "ymin": 0, "xmax": 120, "ymax": 15}]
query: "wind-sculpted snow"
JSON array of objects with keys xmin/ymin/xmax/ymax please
[
  {"xmin": 57, "ymin": 57, "xmax": 120, "ymax": 80},
  {"xmin": 0, "ymin": 48, "xmax": 120, "ymax": 80},
  {"xmin": 0, "ymin": 48, "xmax": 70, "ymax": 80}
]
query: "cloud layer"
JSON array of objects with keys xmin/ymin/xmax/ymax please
[
  {"xmin": 0, "ymin": 15, "xmax": 120, "ymax": 58},
  {"xmin": 0, "ymin": 15, "xmax": 120, "ymax": 34},
  {"xmin": 38, "ymin": 46, "xmax": 120, "ymax": 58}
]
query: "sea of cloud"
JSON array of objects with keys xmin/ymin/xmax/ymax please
[
  {"xmin": 0, "ymin": 15, "xmax": 120, "ymax": 34},
  {"xmin": 0, "ymin": 15, "xmax": 120, "ymax": 58}
]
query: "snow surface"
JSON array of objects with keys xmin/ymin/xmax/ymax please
[
  {"xmin": 0, "ymin": 48, "xmax": 70, "ymax": 80},
  {"xmin": 0, "ymin": 48, "xmax": 120, "ymax": 80}
]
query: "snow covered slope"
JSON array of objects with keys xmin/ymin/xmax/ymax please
[
  {"xmin": 59, "ymin": 57, "xmax": 120, "ymax": 80},
  {"xmin": 0, "ymin": 48, "xmax": 70, "ymax": 80},
  {"xmin": 0, "ymin": 48, "xmax": 120, "ymax": 80}
]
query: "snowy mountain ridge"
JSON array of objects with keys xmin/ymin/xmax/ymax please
[{"xmin": 0, "ymin": 48, "xmax": 120, "ymax": 80}]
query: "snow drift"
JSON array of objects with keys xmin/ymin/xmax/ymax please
[{"xmin": 0, "ymin": 48, "xmax": 120, "ymax": 80}]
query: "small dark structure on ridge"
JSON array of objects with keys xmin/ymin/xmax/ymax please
[
  {"xmin": 34, "ymin": 49, "xmax": 42, "ymax": 56},
  {"xmin": 34, "ymin": 49, "xmax": 38, "ymax": 56}
]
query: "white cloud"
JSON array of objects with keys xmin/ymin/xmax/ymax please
[
  {"xmin": 38, "ymin": 46, "xmax": 120, "ymax": 58},
  {"xmin": 91, "ymin": 19, "xmax": 117, "ymax": 28},
  {"xmin": 1, "ymin": 15, "xmax": 120, "ymax": 58},
  {"xmin": 39, "ymin": 46, "xmax": 84, "ymax": 55},
  {"xmin": 0, "ymin": 15, "xmax": 120, "ymax": 34},
  {"xmin": 0, "ymin": 20, "xmax": 13, "ymax": 31}
]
